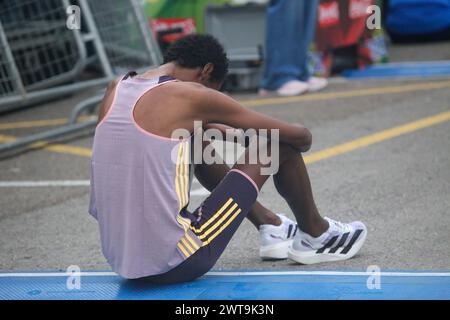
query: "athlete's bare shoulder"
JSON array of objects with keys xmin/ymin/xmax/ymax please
[
  {"xmin": 145, "ymin": 80, "xmax": 213, "ymax": 108},
  {"xmin": 154, "ymin": 80, "xmax": 207, "ymax": 96},
  {"xmin": 97, "ymin": 77, "xmax": 121, "ymax": 125}
]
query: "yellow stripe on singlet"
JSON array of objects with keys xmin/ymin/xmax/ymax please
[
  {"xmin": 176, "ymin": 215, "xmax": 200, "ymax": 250},
  {"xmin": 181, "ymin": 237, "xmax": 195, "ymax": 254},
  {"xmin": 183, "ymin": 141, "xmax": 190, "ymax": 208},
  {"xmin": 175, "ymin": 143, "xmax": 200, "ymax": 251},
  {"xmin": 174, "ymin": 143, "xmax": 184, "ymax": 211},
  {"xmin": 179, "ymin": 143, "xmax": 186, "ymax": 208},
  {"xmin": 177, "ymin": 242, "xmax": 190, "ymax": 257},
  {"xmin": 177, "ymin": 215, "xmax": 190, "ymax": 228}
]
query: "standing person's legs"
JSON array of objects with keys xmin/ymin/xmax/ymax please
[
  {"xmin": 299, "ymin": 0, "xmax": 328, "ymax": 92},
  {"xmin": 298, "ymin": 0, "xmax": 319, "ymax": 81},
  {"xmin": 261, "ymin": 0, "xmax": 308, "ymax": 90}
]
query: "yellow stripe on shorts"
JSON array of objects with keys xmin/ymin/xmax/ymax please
[
  {"xmin": 202, "ymin": 209, "xmax": 242, "ymax": 246},
  {"xmin": 190, "ymin": 197, "xmax": 234, "ymax": 234}
]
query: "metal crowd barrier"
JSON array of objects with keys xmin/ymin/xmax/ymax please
[
  {"xmin": 0, "ymin": 0, "xmax": 162, "ymax": 154},
  {"xmin": 0, "ymin": 0, "xmax": 89, "ymax": 112}
]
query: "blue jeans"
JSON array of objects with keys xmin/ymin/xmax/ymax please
[{"xmin": 261, "ymin": 0, "xmax": 319, "ymax": 90}]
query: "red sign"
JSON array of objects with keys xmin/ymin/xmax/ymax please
[
  {"xmin": 151, "ymin": 18, "xmax": 196, "ymax": 43},
  {"xmin": 316, "ymin": 0, "xmax": 374, "ymax": 50},
  {"xmin": 349, "ymin": 0, "xmax": 372, "ymax": 19},
  {"xmin": 318, "ymin": 1, "xmax": 340, "ymax": 27}
]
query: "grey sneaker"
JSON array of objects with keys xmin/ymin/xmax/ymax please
[{"xmin": 259, "ymin": 214, "xmax": 298, "ymax": 260}]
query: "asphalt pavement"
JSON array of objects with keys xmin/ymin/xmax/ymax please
[{"xmin": 1, "ymin": 43, "xmax": 449, "ymax": 273}]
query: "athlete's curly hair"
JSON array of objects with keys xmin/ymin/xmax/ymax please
[{"xmin": 163, "ymin": 34, "xmax": 229, "ymax": 83}]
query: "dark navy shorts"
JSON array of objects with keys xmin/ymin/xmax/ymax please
[{"xmin": 140, "ymin": 169, "xmax": 259, "ymax": 284}]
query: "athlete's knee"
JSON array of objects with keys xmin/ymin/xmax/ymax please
[{"xmin": 278, "ymin": 142, "xmax": 299, "ymax": 162}]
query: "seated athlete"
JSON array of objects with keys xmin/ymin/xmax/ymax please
[{"xmin": 89, "ymin": 34, "xmax": 367, "ymax": 283}]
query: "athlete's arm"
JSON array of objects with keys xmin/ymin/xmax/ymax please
[
  {"xmin": 204, "ymin": 123, "xmax": 234, "ymax": 133},
  {"xmin": 203, "ymin": 123, "xmax": 247, "ymax": 143},
  {"xmin": 193, "ymin": 87, "xmax": 312, "ymax": 152}
]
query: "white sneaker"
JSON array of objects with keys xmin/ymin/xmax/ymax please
[
  {"xmin": 259, "ymin": 214, "xmax": 298, "ymax": 260},
  {"xmin": 259, "ymin": 80, "xmax": 309, "ymax": 97},
  {"xmin": 277, "ymin": 80, "xmax": 309, "ymax": 96},
  {"xmin": 288, "ymin": 217, "xmax": 367, "ymax": 265},
  {"xmin": 307, "ymin": 77, "xmax": 328, "ymax": 92}
]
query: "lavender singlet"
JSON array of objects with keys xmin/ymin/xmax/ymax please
[{"xmin": 89, "ymin": 74, "xmax": 202, "ymax": 279}]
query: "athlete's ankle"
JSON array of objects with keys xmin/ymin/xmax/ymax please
[
  {"xmin": 249, "ymin": 208, "xmax": 282, "ymax": 228},
  {"xmin": 298, "ymin": 217, "xmax": 329, "ymax": 238},
  {"xmin": 259, "ymin": 211, "xmax": 282, "ymax": 227},
  {"xmin": 268, "ymin": 214, "xmax": 282, "ymax": 227}
]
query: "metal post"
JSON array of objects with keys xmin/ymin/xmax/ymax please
[
  {"xmin": 130, "ymin": 0, "xmax": 163, "ymax": 66},
  {"xmin": 78, "ymin": 0, "xmax": 114, "ymax": 77},
  {"xmin": 0, "ymin": 21, "xmax": 26, "ymax": 97},
  {"xmin": 0, "ymin": 95, "xmax": 104, "ymax": 155}
]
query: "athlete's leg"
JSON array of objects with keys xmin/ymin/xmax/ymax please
[
  {"xmin": 143, "ymin": 169, "xmax": 269, "ymax": 284},
  {"xmin": 234, "ymin": 141, "xmax": 367, "ymax": 266},
  {"xmin": 195, "ymin": 140, "xmax": 328, "ymax": 236},
  {"xmin": 233, "ymin": 142, "xmax": 329, "ymax": 237},
  {"xmin": 144, "ymin": 140, "xmax": 328, "ymax": 284},
  {"xmin": 194, "ymin": 141, "xmax": 281, "ymax": 228},
  {"xmin": 142, "ymin": 140, "xmax": 277, "ymax": 284}
]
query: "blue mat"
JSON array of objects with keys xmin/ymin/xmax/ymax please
[
  {"xmin": 343, "ymin": 61, "xmax": 450, "ymax": 79},
  {"xmin": 1, "ymin": 270, "xmax": 449, "ymax": 300}
]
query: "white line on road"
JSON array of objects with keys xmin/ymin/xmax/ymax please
[
  {"xmin": 0, "ymin": 180, "xmax": 90, "ymax": 187},
  {"xmin": 0, "ymin": 180, "xmax": 210, "ymax": 196}
]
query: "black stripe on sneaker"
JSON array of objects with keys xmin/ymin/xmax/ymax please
[
  {"xmin": 287, "ymin": 224, "xmax": 293, "ymax": 238},
  {"xmin": 316, "ymin": 235, "xmax": 339, "ymax": 254},
  {"xmin": 328, "ymin": 232, "xmax": 350, "ymax": 254},
  {"xmin": 293, "ymin": 225, "xmax": 298, "ymax": 237},
  {"xmin": 340, "ymin": 229, "xmax": 363, "ymax": 254}
]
